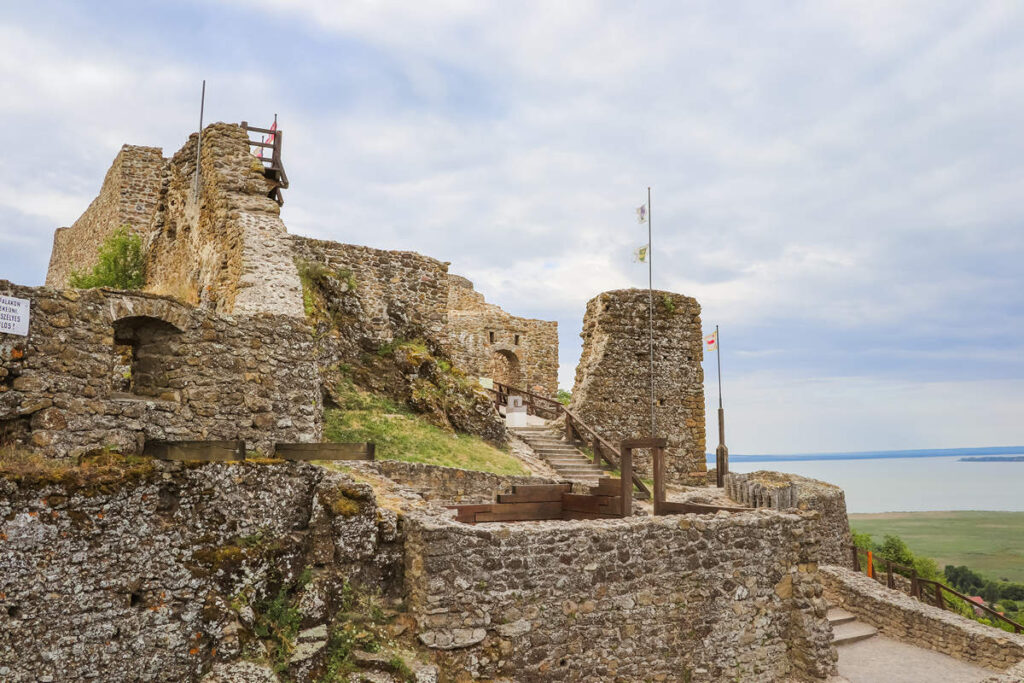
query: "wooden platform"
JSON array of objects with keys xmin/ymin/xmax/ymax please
[{"xmin": 450, "ymin": 481, "xmax": 628, "ymax": 524}]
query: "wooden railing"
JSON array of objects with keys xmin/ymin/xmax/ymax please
[
  {"xmin": 850, "ymin": 544, "xmax": 1023, "ymax": 634},
  {"xmin": 488, "ymin": 382, "xmax": 651, "ymax": 499},
  {"xmin": 241, "ymin": 120, "xmax": 289, "ymax": 205}
]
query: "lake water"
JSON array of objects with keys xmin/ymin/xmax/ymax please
[{"xmin": 715, "ymin": 454, "xmax": 1024, "ymax": 513}]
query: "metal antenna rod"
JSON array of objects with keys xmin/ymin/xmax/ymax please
[
  {"xmin": 647, "ymin": 186, "xmax": 655, "ymax": 438},
  {"xmin": 192, "ymin": 80, "xmax": 206, "ymax": 201}
]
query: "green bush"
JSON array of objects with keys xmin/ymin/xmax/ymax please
[
  {"xmin": 556, "ymin": 389, "xmax": 572, "ymax": 406},
  {"xmin": 69, "ymin": 226, "xmax": 146, "ymax": 289}
]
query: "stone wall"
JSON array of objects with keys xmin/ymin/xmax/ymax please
[
  {"xmin": 404, "ymin": 509, "xmax": 837, "ymax": 681},
  {"xmin": 445, "ymin": 275, "xmax": 559, "ymax": 397},
  {"xmin": 570, "ymin": 289, "xmax": 706, "ymax": 484},
  {"xmin": 725, "ymin": 471, "xmax": 853, "ymax": 567},
  {"xmin": 0, "ymin": 282, "xmax": 320, "ymax": 458},
  {"xmin": 146, "ymin": 123, "xmax": 304, "ymax": 317},
  {"xmin": 821, "ymin": 565, "xmax": 1024, "ymax": 673},
  {"xmin": 46, "ymin": 145, "xmax": 167, "ymax": 288},
  {"xmin": 290, "ymin": 236, "xmax": 450, "ymax": 348},
  {"xmin": 352, "ymin": 460, "xmax": 554, "ymax": 504},
  {"xmin": 0, "ymin": 460, "xmax": 403, "ymax": 682}
]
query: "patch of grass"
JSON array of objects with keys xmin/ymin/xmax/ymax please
[
  {"xmin": 324, "ymin": 379, "xmax": 528, "ymax": 476},
  {"xmin": 850, "ymin": 511, "xmax": 1024, "ymax": 583}
]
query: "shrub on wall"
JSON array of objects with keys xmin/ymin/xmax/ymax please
[{"xmin": 69, "ymin": 226, "xmax": 146, "ymax": 289}]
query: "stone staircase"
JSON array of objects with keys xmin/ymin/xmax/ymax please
[
  {"xmin": 511, "ymin": 426, "xmax": 606, "ymax": 485},
  {"xmin": 829, "ymin": 607, "xmax": 878, "ymax": 646}
]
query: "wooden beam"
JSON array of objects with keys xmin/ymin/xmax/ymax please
[
  {"xmin": 274, "ymin": 442, "xmax": 375, "ymax": 461},
  {"xmin": 653, "ymin": 446, "xmax": 666, "ymax": 515},
  {"xmin": 659, "ymin": 501, "xmax": 751, "ymax": 515},
  {"xmin": 620, "ymin": 437, "xmax": 668, "ymax": 449},
  {"xmin": 144, "ymin": 440, "xmax": 245, "ymax": 462},
  {"xmin": 619, "ymin": 447, "xmax": 632, "ymax": 517}
]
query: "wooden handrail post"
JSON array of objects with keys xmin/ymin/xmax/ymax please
[
  {"xmin": 851, "ymin": 545, "xmax": 860, "ymax": 573},
  {"xmin": 619, "ymin": 445, "xmax": 632, "ymax": 518},
  {"xmin": 887, "ymin": 563, "xmax": 894, "ymax": 589},
  {"xmin": 652, "ymin": 445, "xmax": 666, "ymax": 516},
  {"xmin": 592, "ymin": 436, "xmax": 601, "ymax": 467},
  {"xmin": 934, "ymin": 583, "xmax": 944, "ymax": 611},
  {"xmin": 866, "ymin": 550, "xmax": 874, "ymax": 579}
]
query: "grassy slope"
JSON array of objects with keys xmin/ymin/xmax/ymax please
[
  {"xmin": 324, "ymin": 380, "xmax": 528, "ymax": 477},
  {"xmin": 849, "ymin": 511, "xmax": 1024, "ymax": 583}
]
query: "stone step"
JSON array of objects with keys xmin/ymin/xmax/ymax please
[
  {"xmin": 827, "ymin": 607, "xmax": 857, "ymax": 627},
  {"xmin": 831, "ymin": 620, "xmax": 878, "ymax": 646},
  {"xmin": 555, "ymin": 466, "xmax": 605, "ymax": 473}
]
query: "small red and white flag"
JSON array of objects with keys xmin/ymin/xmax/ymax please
[{"xmin": 704, "ymin": 331, "xmax": 718, "ymax": 352}]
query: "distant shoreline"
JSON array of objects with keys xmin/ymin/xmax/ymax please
[
  {"xmin": 705, "ymin": 445, "xmax": 1024, "ymax": 463},
  {"xmin": 959, "ymin": 456, "xmax": 1024, "ymax": 462}
]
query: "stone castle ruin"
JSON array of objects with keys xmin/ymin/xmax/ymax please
[
  {"xmin": 18, "ymin": 122, "xmax": 695, "ymax": 477},
  {"xmin": 6, "ymin": 122, "xmax": 1012, "ymax": 683},
  {"xmin": 9, "ymin": 122, "xmax": 563, "ymax": 457}
]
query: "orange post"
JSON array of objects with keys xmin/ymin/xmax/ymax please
[{"xmin": 866, "ymin": 550, "xmax": 874, "ymax": 578}]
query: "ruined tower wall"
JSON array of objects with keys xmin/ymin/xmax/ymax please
[
  {"xmin": 0, "ymin": 282, "xmax": 321, "ymax": 458},
  {"xmin": 444, "ymin": 275, "xmax": 558, "ymax": 397},
  {"xmin": 45, "ymin": 145, "xmax": 167, "ymax": 288},
  {"xmin": 570, "ymin": 289, "xmax": 706, "ymax": 484},
  {"xmin": 145, "ymin": 123, "xmax": 304, "ymax": 317},
  {"xmin": 290, "ymin": 236, "xmax": 451, "ymax": 347}
]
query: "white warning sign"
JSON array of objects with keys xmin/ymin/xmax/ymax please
[{"xmin": 0, "ymin": 295, "xmax": 30, "ymax": 336}]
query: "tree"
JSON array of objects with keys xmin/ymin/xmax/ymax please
[
  {"xmin": 877, "ymin": 535, "xmax": 915, "ymax": 567},
  {"xmin": 69, "ymin": 226, "xmax": 146, "ymax": 290},
  {"xmin": 556, "ymin": 389, "xmax": 572, "ymax": 406}
]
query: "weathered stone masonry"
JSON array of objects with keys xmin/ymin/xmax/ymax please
[
  {"xmin": 445, "ymin": 275, "xmax": 559, "ymax": 397},
  {"xmin": 0, "ymin": 461, "xmax": 403, "ymax": 682},
  {"xmin": 726, "ymin": 470, "xmax": 854, "ymax": 568},
  {"xmin": 571, "ymin": 288, "xmax": 707, "ymax": 484},
  {"xmin": 46, "ymin": 144, "xmax": 167, "ymax": 288},
  {"xmin": 290, "ymin": 236, "xmax": 450, "ymax": 348},
  {"xmin": 404, "ymin": 510, "xmax": 838, "ymax": 682},
  {"xmin": 0, "ymin": 282, "xmax": 321, "ymax": 457}
]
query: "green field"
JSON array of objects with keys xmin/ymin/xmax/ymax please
[{"xmin": 849, "ymin": 511, "xmax": 1024, "ymax": 583}]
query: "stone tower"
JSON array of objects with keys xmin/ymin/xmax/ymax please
[{"xmin": 570, "ymin": 288, "xmax": 707, "ymax": 484}]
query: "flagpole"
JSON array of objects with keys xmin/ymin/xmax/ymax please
[
  {"xmin": 647, "ymin": 186, "xmax": 655, "ymax": 438},
  {"xmin": 715, "ymin": 324, "xmax": 729, "ymax": 487}
]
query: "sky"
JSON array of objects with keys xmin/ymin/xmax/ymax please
[{"xmin": 2, "ymin": 1, "xmax": 1023, "ymax": 454}]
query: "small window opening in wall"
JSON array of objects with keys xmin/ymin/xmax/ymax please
[
  {"xmin": 8, "ymin": 605, "xmax": 22, "ymax": 619},
  {"xmin": 514, "ymin": 334, "xmax": 520, "ymax": 345},
  {"xmin": 112, "ymin": 316, "xmax": 183, "ymax": 401},
  {"xmin": 657, "ymin": 398, "xmax": 666, "ymax": 406},
  {"xmin": 129, "ymin": 592, "xmax": 143, "ymax": 608},
  {"xmin": 489, "ymin": 331, "xmax": 495, "ymax": 343}
]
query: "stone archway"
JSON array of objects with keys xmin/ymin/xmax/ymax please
[{"xmin": 488, "ymin": 348, "xmax": 523, "ymax": 388}]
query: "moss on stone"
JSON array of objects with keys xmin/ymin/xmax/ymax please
[{"xmin": 0, "ymin": 446, "xmax": 157, "ymax": 494}]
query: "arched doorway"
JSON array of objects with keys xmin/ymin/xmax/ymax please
[{"xmin": 488, "ymin": 349, "xmax": 523, "ymax": 388}]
